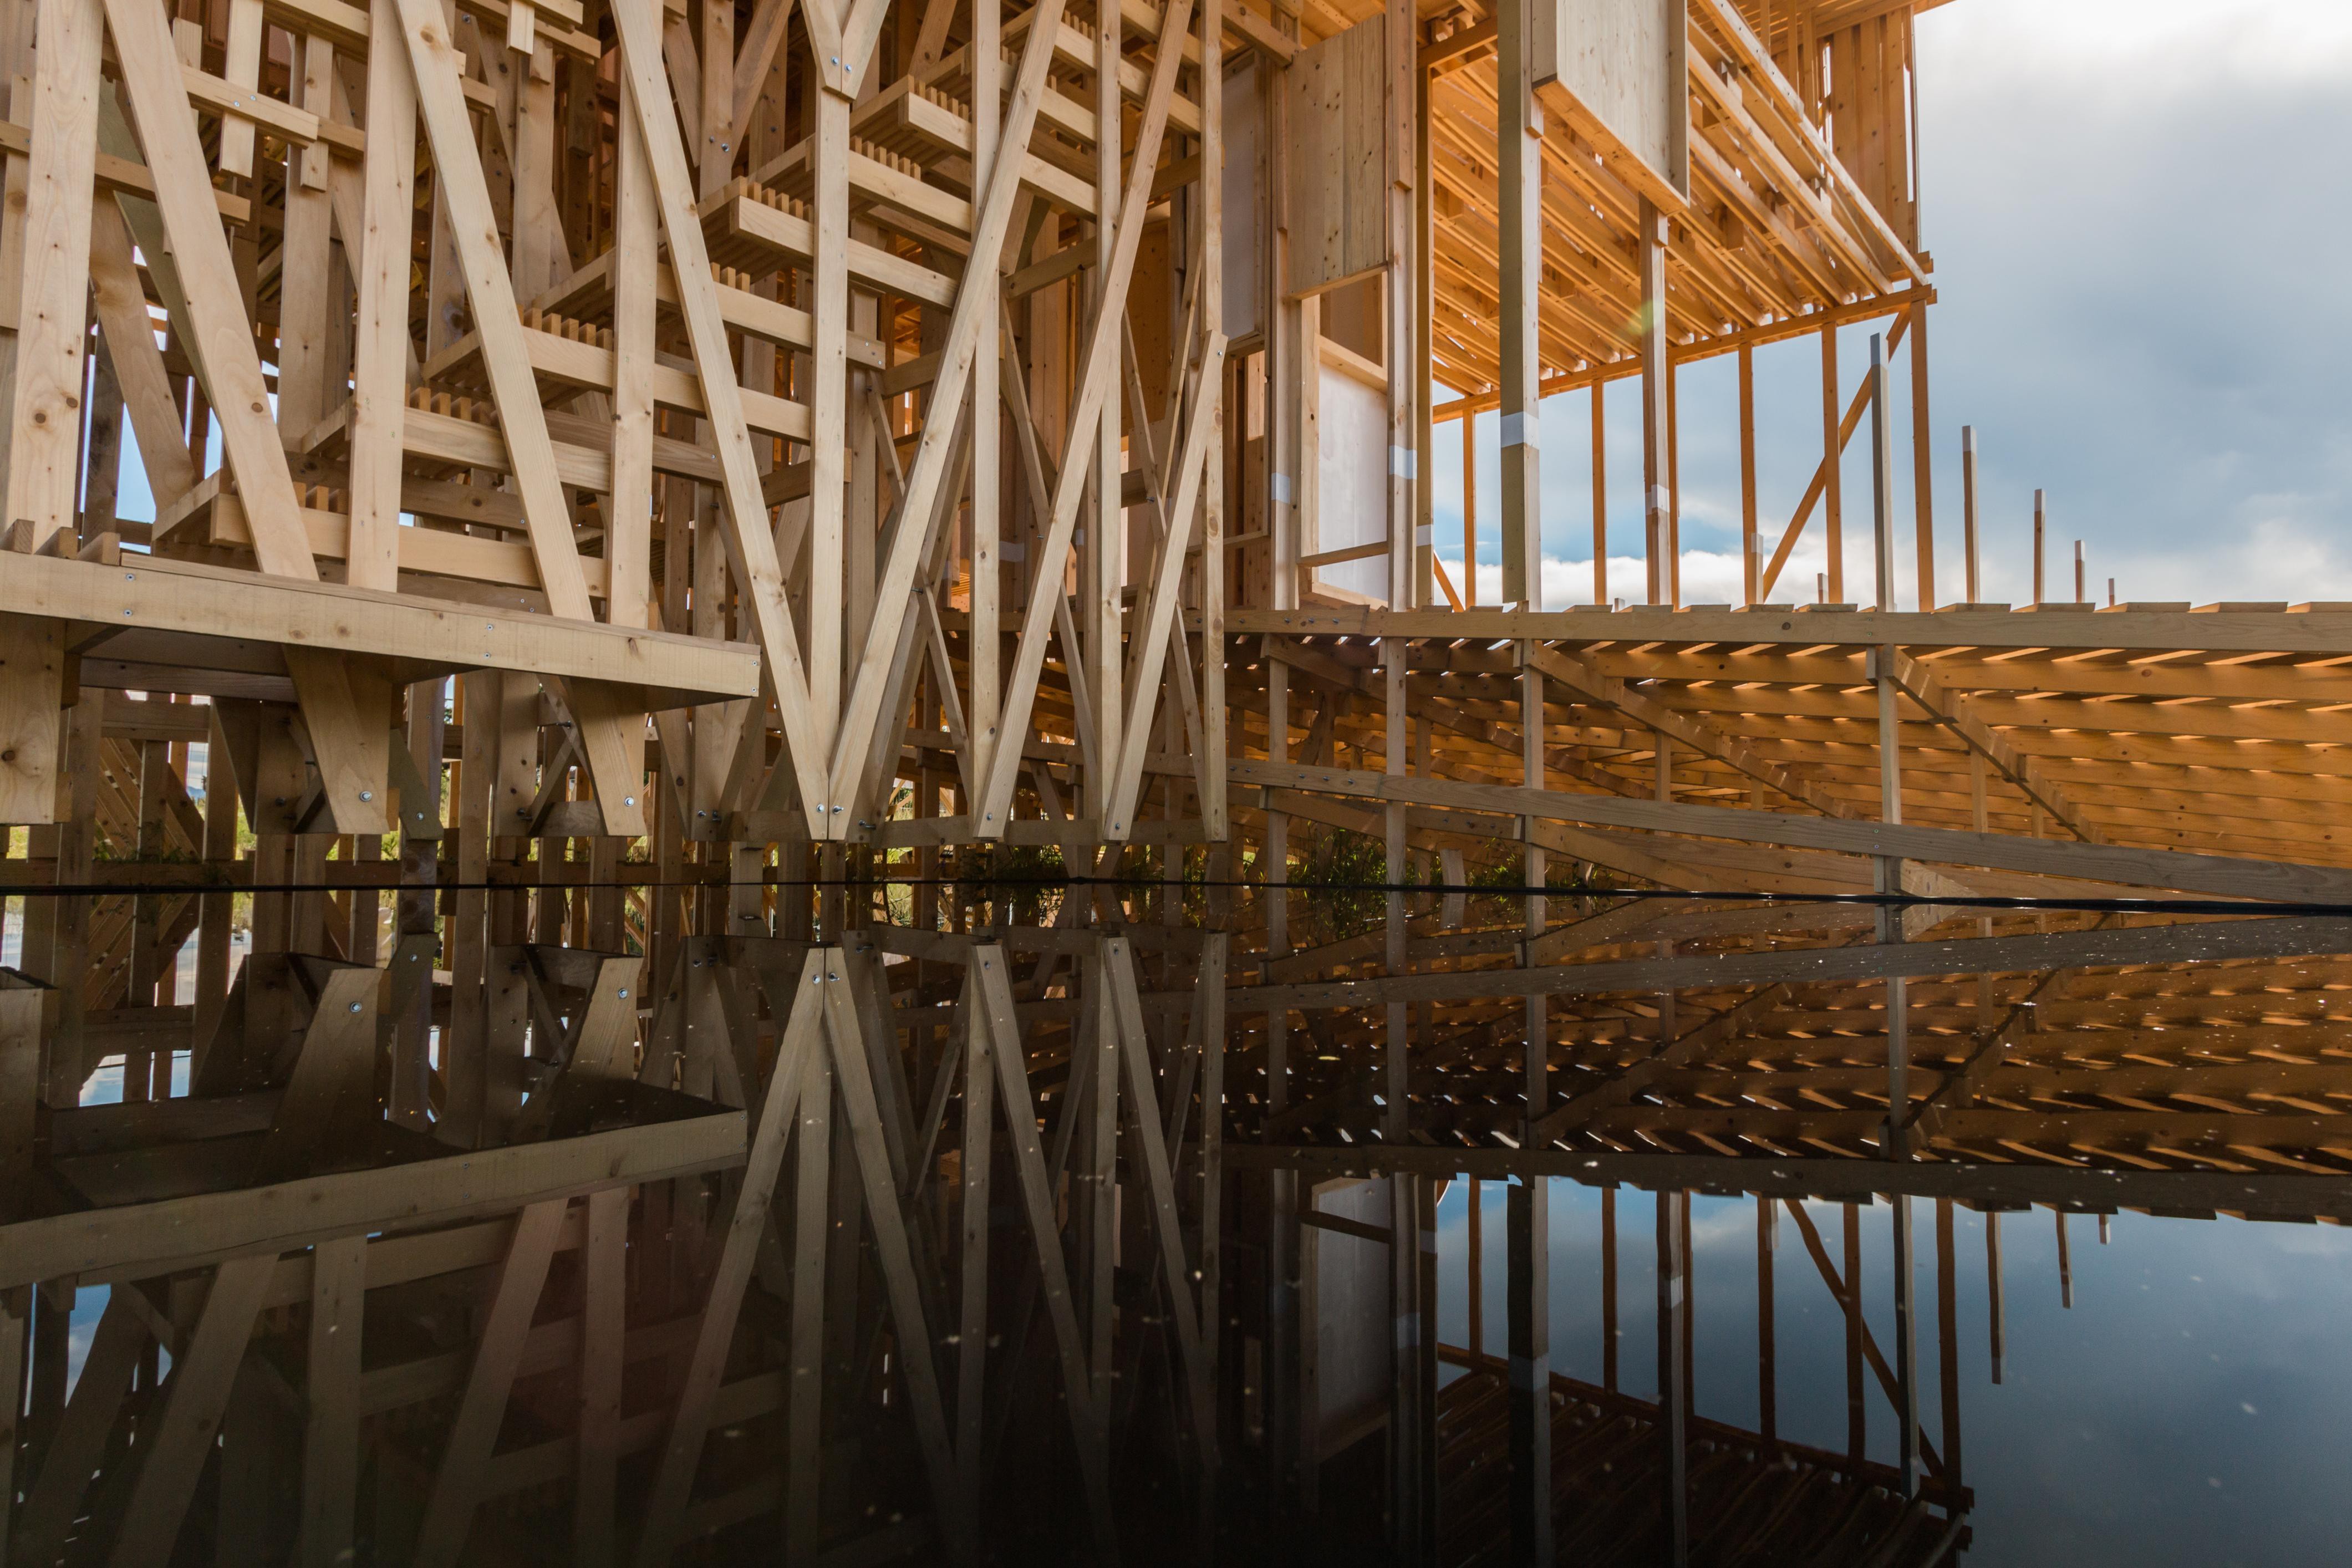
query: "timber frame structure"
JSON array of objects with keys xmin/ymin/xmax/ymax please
[
  {"xmin": 6, "ymin": 0, "xmax": 2348, "ymax": 942},
  {"xmin": 7, "ymin": 0, "xmax": 2352, "ymax": 1555}
]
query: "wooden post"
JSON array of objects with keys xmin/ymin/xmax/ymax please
[
  {"xmin": 1910, "ymin": 304, "xmax": 1934, "ymax": 607},
  {"xmin": 1657, "ymin": 1189, "xmax": 1688, "ymax": 1566},
  {"xmin": 1987, "ymin": 1209, "xmax": 2005, "ymax": 1383},
  {"xmin": 1893, "ymin": 1194, "xmax": 1921, "ymax": 1499},
  {"xmin": 1757, "ymin": 1195, "xmax": 1776, "ymax": 1448},
  {"xmin": 1466, "ymin": 1179, "xmax": 1483, "ymax": 1357},
  {"xmin": 1666, "ymin": 358, "xmax": 1681, "ymax": 607},
  {"xmin": 1498, "ymin": 0, "xmax": 1542, "ymax": 608},
  {"xmin": 1821, "ymin": 323, "xmax": 1844, "ymax": 600},
  {"xmin": 809, "ymin": 78, "xmax": 852, "ymax": 771},
  {"xmin": 955, "ymin": 995, "xmax": 994, "ymax": 1538},
  {"xmin": 969, "ymin": 0, "xmax": 1001, "ymax": 808},
  {"xmin": 2056, "ymin": 1210, "xmax": 2073, "ymax": 1309},
  {"xmin": 1269, "ymin": 0, "xmax": 1302, "ymax": 615},
  {"xmin": 1462, "ymin": 412, "xmax": 1477, "ymax": 605},
  {"xmin": 1602, "ymin": 1183, "xmax": 1618, "ymax": 1391},
  {"xmin": 298, "ymin": 1235, "xmax": 365, "ymax": 1568},
  {"xmin": 1843, "ymin": 1200, "xmax": 1865, "ymax": 1460},
  {"xmin": 1961, "ymin": 424, "xmax": 1980, "ymax": 601},
  {"xmin": 1090, "ymin": 0, "xmax": 1126, "ymax": 823},
  {"xmin": 1384, "ymin": 0, "xmax": 1417, "ymax": 1014},
  {"xmin": 1590, "ymin": 381, "xmax": 1607, "ymax": 605},
  {"xmin": 2033, "ymin": 488, "xmax": 2046, "ymax": 605},
  {"xmin": 1411, "ymin": 21, "xmax": 1433, "ymax": 615},
  {"xmin": 1203, "ymin": 0, "xmax": 1229, "ymax": 842},
  {"xmin": 1640, "ymin": 201, "xmax": 1669, "ymax": 605},
  {"xmin": 1507, "ymin": 1171, "xmax": 1551, "ymax": 1564},
  {"xmin": 4, "ymin": 0, "xmax": 102, "ymax": 549},
  {"xmin": 1739, "ymin": 345, "xmax": 1758, "ymax": 605},
  {"xmin": 1936, "ymin": 1198, "xmax": 1963, "ymax": 1503}
]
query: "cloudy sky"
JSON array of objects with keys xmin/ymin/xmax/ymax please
[{"xmin": 1429, "ymin": 0, "xmax": 2352, "ymax": 609}]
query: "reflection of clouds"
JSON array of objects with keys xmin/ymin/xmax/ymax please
[{"xmin": 65, "ymin": 1285, "xmax": 107, "ymax": 1398}]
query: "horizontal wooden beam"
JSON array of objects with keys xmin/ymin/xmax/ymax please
[
  {"xmin": 0, "ymin": 1109, "xmax": 742, "ymax": 1289},
  {"xmin": 1233, "ymin": 756, "xmax": 2352, "ymax": 903},
  {"xmin": 1230, "ymin": 604, "xmax": 2352, "ymax": 657},
  {"xmin": 0, "ymin": 553, "xmax": 760, "ymax": 708},
  {"xmin": 1220, "ymin": 912, "xmax": 2352, "ymax": 1014}
]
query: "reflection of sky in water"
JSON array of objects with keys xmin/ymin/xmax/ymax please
[
  {"xmin": 79, "ymin": 1052, "xmax": 194, "ymax": 1106},
  {"xmin": 1435, "ymin": 1180, "xmax": 2352, "ymax": 1567}
]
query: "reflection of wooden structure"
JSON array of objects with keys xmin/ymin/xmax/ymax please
[
  {"xmin": 1223, "ymin": 907, "xmax": 2352, "ymax": 1561},
  {"xmin": 1436, "ymin": 1349, "xmax": 1969, "ymax": 1567},
  {"xmin": 1223, "ymin": 909, "xmax": 2352, "ymax": 1183},
  {"xmin": 12, "ymin": 0, "xmax": 2352, "ymax": 1227},
  {"xmin": 0, "ymin": 925, "xmax": 1234, "ymax": 1564}
]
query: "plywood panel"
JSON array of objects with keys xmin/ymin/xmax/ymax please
[
  {"xmin": 1284, "ymin": 19, "xmax": 1386, "ymax": 299},
  {"xmin": 1309, "ymin": 1179, "xmax": 1391, "ymax": 1453},
  {"xmin": 1544, "ymin": 0, "xmax": 1688, "ymax": 201},
  {"xmin": 1314, "ymin": 354, "xmax": 1388, "ymax": 603},
  {"xmin": 1221, "ymin": 59, "xmax": 1265, "ymax": 342}
]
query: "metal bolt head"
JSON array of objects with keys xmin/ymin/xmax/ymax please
[
  {"xmin": 359, "ymin": 790, "xmax": 373, "ymax": 802},
  {"xmin": 348, "ymin": 1001, "xmax": 363, "ymax": 1014}
]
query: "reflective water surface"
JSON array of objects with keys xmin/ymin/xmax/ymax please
[{"xmin": 4, "ymin": 883, "xmax": 2350, "ymax": 1565}]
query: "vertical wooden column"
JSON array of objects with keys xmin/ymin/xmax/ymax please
[
  {"xmin": 43, "ymin": 700, "xmax": 98, "ymax": 1104},
  {"xmin": 1382, "ymin": 0, "xmax": 1417, "ymax": 1057},
  {"xmin": 0, "ymin": 1280, "xmax": 24, "ymax": 1551},
  {"xmin": 1201, "ymin": 0, "xmax": 1229, "ymax": 840},
  {"xmin": 129, "ymin": 740, "xmax": 171, "ymax": 1094},
  {"xmin": 1986, "ymin": 1208, "xmax": 2005, "ymax": 1383},
  {"xmin": 1638, "ymin": 203, "xmax": 1669, "ymax": 605},
  {"xmin": 1465, "ymin": 1180, "xmax": 1483, "ymax": 1356},
  {"xmin": 1409, "ymin": 30, "xmax": 1433, "ymax": 612},
  {"xmin": 1462, "ymin": 415, "xmax": 1477, "ymax": 604},
  {"xmin": 1590, "ymin": 382, "xmax": 1606, "ymax": 604},
  {"xmin": 1665, "ymin": 359, "xmax": 1680, "ymax": 605},
  {"xmin": 1757, "ymin": 1194, "xmax": 1777, "ymax": 1447},
  {"xmin": 1089, "ymin": 0, "xmax": 1125, "ymax": 823},
  {"xmin": 348, "ymin": 0, "xmax": 417, "ymax": 591},
  {"xmin": 1910, "ymin": 304, "xmax": 1935, "ymax": 608},
  {"xmin": 1267, "ymin": 0, "xmax": 1301, "ymax": 616},
  {"xmin": 1496, "ymin": 0, "xmax": 1541, "ymax": 609},
  {"xmin": 1936, "ymin": 1197, "xmax": 1963, "ymax": 1506},
  {"xmin": 1893, "ymin": 1193, "xmax": 1921, "ymax": 1497},
  {"xmin": 969, "ymin": 0, "xmax": 1002, "ymax": 806},
  {"xmin": 1869, "ymin": 337, "xmax": 1910, "ymax": 1181},
  {"xmin": 1843, "ymin": 1200, "xmax": 1865, "ymax": 1457},
  {"xmin": 394, "ymin": 682, "xmax": 444, "ymax": 1127},
  {"xmin": 1264, "ymin": 636, "xmax": 1289, "ymax": 950},
  {"xmin": 2, "ymin": 0, "xmax": 101, "ymax": 548},
  {"xmin": 1602, "ymin": 1184, "xmax": 1618, "ymax": 1390},
  {"xmin": 2033, "ymin": 488, "xmax": 2046, "ymax": 605},
  {"xmin": 1961, "ymin": 424, "xmax": 1980, "ymax": 602},
  {"xmin": 1739, "ymin": 345, "xmax": 1759, "ymax": 603},
  {"xmin": 298, "ymin": 1234, "xmax": 364, "ymax": 1568},
  {"xmin": 1264, "ymin": 0, "xmax": 1301, "ymax": 912},
  {"xmin": 954, "ymin": 987, "xmax": 994, "ymax": 1539},
  {"xmin": 1820, "ymin": 323, "xmax": 1844, "ymax": 599},
  {"xmin": 445, "ymin": 674, "xmax": 487, "ymax": 1148},
  {"xmin": 810, "ymin": 70, "xmax": 852, "ymax": 780},
  {"xmin": 1656, "ymin": 1188, "xmax": 1688, "ymax": 1567},
  {"xmin": 574, "ymin": 1186, "xmax": 627, "ymax": 1568},
  {"xmin": 1506, "ymin": 1168, "xmax": 1551, "ymax": 1562},
  {"xmin": 193, "ymin": 707, "xmax": 236, "ymax": 1049},
  {"xmin": 1194, "ymin": 932, "xmax": 1229, "ymax": 1483}
]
